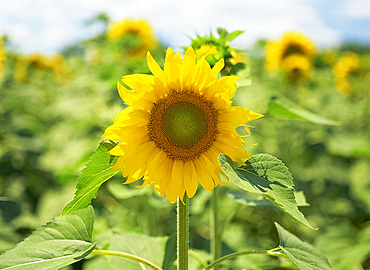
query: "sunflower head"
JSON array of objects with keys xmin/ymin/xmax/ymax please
[
  {"xmin": 195, "ymin": 44, "xmax": 220, "ymax": 64},
  {"xmin": 0, "ymin": 37, "xmax": 5, "ymax": 78},
  {"xmin": 103, "ymin": 46, "xmax": 263, "ymax": 203},
  {"xmin": 265, "ymin": 32, "xmax": 316, "ymax": 71},
  {"xmin": 44, "ymin": 54, "xmax": 69, "ymax": 82},
  {"xmin": 334, "ymin": 52, "xmax": 360, "ymax": 96},
  {"xmin": 189, "ymin": 28, "xmax": 245, "ymax": 74},
  {"xmin": 107, "ymin": 18, "xmax": 157, "ymax": 57},
  {"xmin": 281, "ymin": 54, "xmax": 312, "ymax": 82}
]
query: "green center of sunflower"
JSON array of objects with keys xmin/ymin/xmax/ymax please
[
  {"xmin": 163, "ymin": 102, "xmax": 207, "ymax": 149},
  {"xmin": 148, "ymin": 91, "xmax": 218, "ymax": 161}
]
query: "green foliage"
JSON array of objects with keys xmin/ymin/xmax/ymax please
[
  {"xmin": 267, "ymin": 95, "xmax": 340, "ymax": 126},
  {"xmin": 189, "ymin": 28, "xmax": 246, "ymax": 73},
  {"xmin": 0, "ymin": 206, "xmax": 95, "ymax": 270},
  {"xmin": 62, "ymin": 140, "xmax": 120, "ymax": 216},
  {"xmin": 275, "ymin": 223, "xmax": 331, "ymax": 270},
  {"xmin": 219, "ymin": 153, "xmax": 315, "ymax": 229},
  {"xmin": 233, "ymin": 63, "xmax": 252, "ymax": 87},
  {"xmin": 162, "ymin": 234, "xmax": 177, "ymax": 270},
  {"xmin": 85, "ymin": 232, "xmax": 168, "ymax": 270}
]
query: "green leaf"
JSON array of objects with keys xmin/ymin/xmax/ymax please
[
  {"xmin": 0, "ymin": 206, "xmax": 95, "ymax": 270},
  {"xmin": 62, "ymin": 140, "xmax": 120, "ymax": 216},
  {"xmin": 162, "ymin": 234, "xmax": 177, "ymax": 270},
  {"xmin": 267, "ymin": 95, "xmax": 340, "ymax": 126},
  {"xmin": 275, "ymin": 223, "xmax": 331, "ymax": 270},
  {"xmin": 226, "ymin": 30, "xmax": 245, "ymax": 42},
  {"xmin": 216, "ymin": 28, "xmax": 228, "ymax": 39},
  {"xmin": 227, "ymin": 191, "xmax": 274, "ymax": 207},
  {"xmin": 294, "ymin": 191, "xmax": 310, "ymax": 207},
  {"xmin": 228, "ymin": 190, "xmax": 309, "ymax": 208},
  {"xmin": 219, "ymin": 153, "xmax": 315, "ymax": 229},
  {"xmin": 85, "ymin": 232, "xmax": 168, "ymax": 270}
]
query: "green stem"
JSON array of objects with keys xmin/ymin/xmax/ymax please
[
  {"xmin": 204, "ymin": 249, "xmax": 288, "ymax": 270},
  {"xmin": 188, "ymin": 249, "xmax": 208, "ymax": 268},
  {"xmin": 177, "ymin": 195, "xmax": 189, "ymax": 270},
  {"xmin": 210, "ymin": 188, "xmax": 221, "ymax": 270},
  {"xmin": 90, "ymin": 250, "xmax": 162, "ymax": 270}
]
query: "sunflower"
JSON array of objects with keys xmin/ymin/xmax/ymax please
[
  {"xmin": 334, "ymin": 52, "xmax": 359, "ymax": 96},
  {"xmin": 0, "ymin": 38, "xmax": 5, "ymax": 78},
  {"xmin": 265, "ymin": 32, "xmax": 316, "ymax": 71},
  {"xmin": 108, "ymin": 18, "xmax": 156, "ymax": 56},
  {"xmin": 195, "ymin": 44, "xmax": 220, "ymax": 63},
  {"xmin": 103, "ymin": 47, "xmax": 263, "ymax": 203},
  {"xmin": 281, "ymin": 54, "xmax": 312, "ymax": 82},
  {"xmin": 44, "ymin": 54, "xmax": 69, "ymax": 82}
]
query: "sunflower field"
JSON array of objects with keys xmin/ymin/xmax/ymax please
[{"xmin": 0, "ymin": 16, "xmax": 369, "ymax": 270}]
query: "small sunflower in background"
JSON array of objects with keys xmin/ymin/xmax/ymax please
[
  {"xmin": 265, "ymin": 32, "xmax": 316, "ymax": 71},
  {"xmin": 281, "ymin": 54, "xmax": 312, "ymax": 82},
  {"xmin": 333, "ymin": 52, "xmax": 359, "ymax": 96},
  {"xmin": 44, "ymin": 54, "xmax": 70, "ymax": 82},
  {"xmin": 0, "ymin": 37, "xmax": 5, "ymax": 78},
  {"xmin": 103, "ymin": 47, "xmax": 262, "ymax": 203},
  {"xmin": 265, "ymin": 32, "xmax": 316, "ymax": 83},
  {"xmin": 108, "ymin": 18, "xmax": 157, "ymax": 57},
  {"xmin": 14, "ymin": 53, "xmax": 69, "ymax": 83}
]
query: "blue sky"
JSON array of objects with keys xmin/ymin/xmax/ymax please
[{"xmin": 1, "ymin": 0, "xmax": 369, "ymax": 54}]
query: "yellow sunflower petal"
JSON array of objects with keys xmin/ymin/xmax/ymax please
[
  {"xmin": 219, "ymin": 106, "xmax": 263, "ymax": 127},
  {"xmin": 147, "ymin": 51, "xmax": 166, "ymax": 83},
  {"xmin": 193, "ymin": 158, "xmax": 215, "ymax": 191},
  {"xmin": 167, "ymin": 160, "xmax": 183, "ymax": 201},
  {"xmin": 211, "ymin": 58, "xmax": 225, "ymax": 79},
  {"xmin": 183, "ymin": 161, "xmax": 198, "ymax": 198}
]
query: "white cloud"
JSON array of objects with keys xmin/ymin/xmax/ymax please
[
  {"xmin": 0, "ymin": 0, "xmax": 341, "ymax": 53},
  {"xmin": 343, "ymin": 0, "xmax": 370, "ymax": 17}
]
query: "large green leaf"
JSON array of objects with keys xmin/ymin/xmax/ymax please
[
  {"xmin": 219, "ymin": 153, "xmax": 315, "ymax": 229},
  {"xmin": 275, "ymin": 223, "xmax": 331, "ymax": 270},
  {"xmin": 227, "ymin": 191, "xmax": 275, "ymax": 207},
  {"xmin": 62, "ymin": 140, "xmax": 120, "ymax": 216},
  {"xmin": 228, "ymin": 190, "xmax": 310, "ymax": 208},
  {"xmin": 0, "ymin": 206, "xmax": 95, "ymax": 270},
  {"xmin": 85, "ymin": 232, "xmax": 168, "ymax": 270},
  {"xmin": 267, "ymin": 95, "xmax": 340, "ymax": 126}
]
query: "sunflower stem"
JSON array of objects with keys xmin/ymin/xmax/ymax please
[
  {"xmin": 204, "ymin": 249, "xmax": 288, "ymax": 270},
  {"xmin": 211, "ymin": 188, "xmax": 221, "ymax": 270},
  {"xmin": 90, "ymin": 250, "xmax": 162, "ymax": 270},
  {"xmin": 177, "ymin": 195, "xmax": 189, "ymax": 270}
]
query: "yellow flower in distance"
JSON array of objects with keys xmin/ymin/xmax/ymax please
[
  {"xmin": 334, "ymin": 52, "xmax": 359, "ymax": 96},
  {"xmin": 0, "ymin": 38, "xmax": 5, "ymax": 78},
  {"xmin": 265, "ymin": 32, "xmax": 316, "ymax": 71},
  {"xmin": 281, "ymin": 54, "xmax": 312, "ymax": 82},
  {"xmin": 103, "ymin": 47, "xmax": 263, "ymax": 203},
  {"xmin": 108, "ymin": 18, "xmax": 156, "ymax": 56}
]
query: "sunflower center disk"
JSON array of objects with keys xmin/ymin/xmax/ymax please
[
  {"xmin": 163, "ymin": 103, "xmax": 207, "ymax": 149},
  {"xmin": 148, "ymin": 91, "xmax": 218, "ymax": 161}
]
